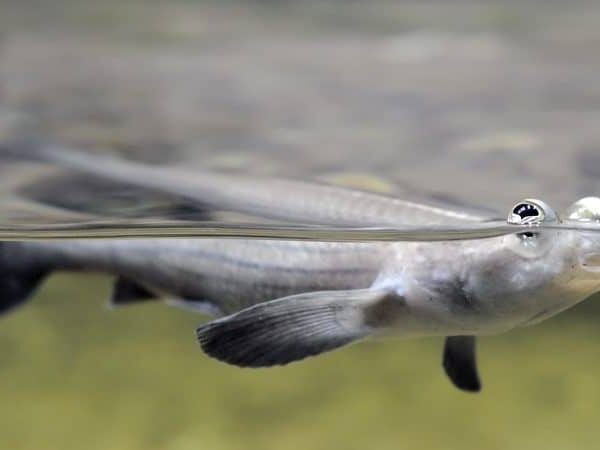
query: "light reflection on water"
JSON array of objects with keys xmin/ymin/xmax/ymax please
[{"xmin": 1, "ymin": 154, "xmax": 600, "ymax": 242}]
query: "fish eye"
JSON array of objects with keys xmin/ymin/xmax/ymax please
[
  {"xmin": 507, "ymin": 198, "xmax": 560, "ymax": 241},
  {"xmin": 563, "ymin": 197, "xmax": 600, "ymax": 223}
]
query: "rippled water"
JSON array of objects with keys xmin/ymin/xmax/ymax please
[
  {"xmin": 0, "ymin": 151, "xmax": 543, "ymax": 241},
  {"xmin": 0, "ymin": 153, "xmax": 500, "ymax": 241},
  {"xmin": 2, "ymin": 1, "xmax": 600, "ymax": 241},
  {"xmin": 2, "ymin": 152, "xmax": 600, "ymax": 243}
]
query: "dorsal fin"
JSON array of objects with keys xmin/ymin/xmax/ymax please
[{"xmin": 110, "ymin": 277, "xmax": 158, "ymax": 307}]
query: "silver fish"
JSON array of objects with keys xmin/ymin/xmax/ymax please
[
  {"xmin": 2, "ymin": 145, "xmax": 600, "ymax": 393},
  {"xmin": 193, "ymin": 198, "xmax": 600, "ymax": 393}
]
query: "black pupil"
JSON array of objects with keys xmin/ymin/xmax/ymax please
[{"xmin": 513, "ymin": 204, "xmax": 539, "ymax": 219}]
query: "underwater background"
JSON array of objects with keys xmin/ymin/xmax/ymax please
[{"xmin": 2, "ymin": 1, "xmax": 600, "ymax": 449}]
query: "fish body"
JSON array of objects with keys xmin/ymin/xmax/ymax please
[
  {"xmin": 3, "ymin": 145, "xmax": 600, "ymax": 392},
  {"xmin": 5, "ymin": 239, "xmax": 388, "ymax": 315},
  {"xmin": 4, "ymin": 224, "xmax": 597, "ymax": 335},
  {"xmin": 189, "ymin": 223, "xmax": 600, "ymax": 392}
]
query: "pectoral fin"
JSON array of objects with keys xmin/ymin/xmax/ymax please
[
  {"xmin": 443, "ymin": 336, "xmax": 481, "ymax": 392},
  {"xmin": 196, "ymin": 288, "xmax": 405, "ymax": 368}
]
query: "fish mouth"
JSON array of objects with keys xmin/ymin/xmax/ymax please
[{"xmin": 579, "ymin": 252, "xmax": 600, "ymax": 273}]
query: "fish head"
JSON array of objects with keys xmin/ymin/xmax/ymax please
[
  {"xmin": 464, "ymin": 199, "xmax": 590, "ymax": 317},
  {"xmin": 413, "ymin": 198, "xmax": 600, "ymax": 327},
  {"xmin": 492, "ymin": 199, "xmax": 581, "ymax": 291},
  {"xmin": 502, "ymin": 197, "xmax": 600, "ymax": 283}
]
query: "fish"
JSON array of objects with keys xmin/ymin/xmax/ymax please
[
  {"xmin": 2, "ymin": 143, "xmax": 600, "ymax": 393},
  {"xmin": 193, "ymin": 198, "xmax": 600, "ymax": 394}
]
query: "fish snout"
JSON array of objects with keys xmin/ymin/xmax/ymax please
[
  {"xmin": 579, "ymin": 251, "xmax": 600, "ymax": 273},
  {"xmin": 577, "ymin": 231, "xmax": 600, "ymax": 275}
]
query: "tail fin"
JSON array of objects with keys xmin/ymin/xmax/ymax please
[{"xmin": 0, "ymin": 243, "xmax": 48, "ymax": 315}]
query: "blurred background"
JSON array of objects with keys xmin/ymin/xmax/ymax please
[{"xmin": 2, "ymin": 1, "xmax": 600, "ymax": 449}]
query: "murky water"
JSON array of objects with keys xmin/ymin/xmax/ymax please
[
  {"xmin": 3, "ymin": 3, "xmax": 600, "ymax": 450},
  {"xmin": 2, "ymin": 151, "xmax": 600, "ymax": 243},
  {"xmin": 2, "ymin": 1, "xmax": 600, "ymax": 243}
]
